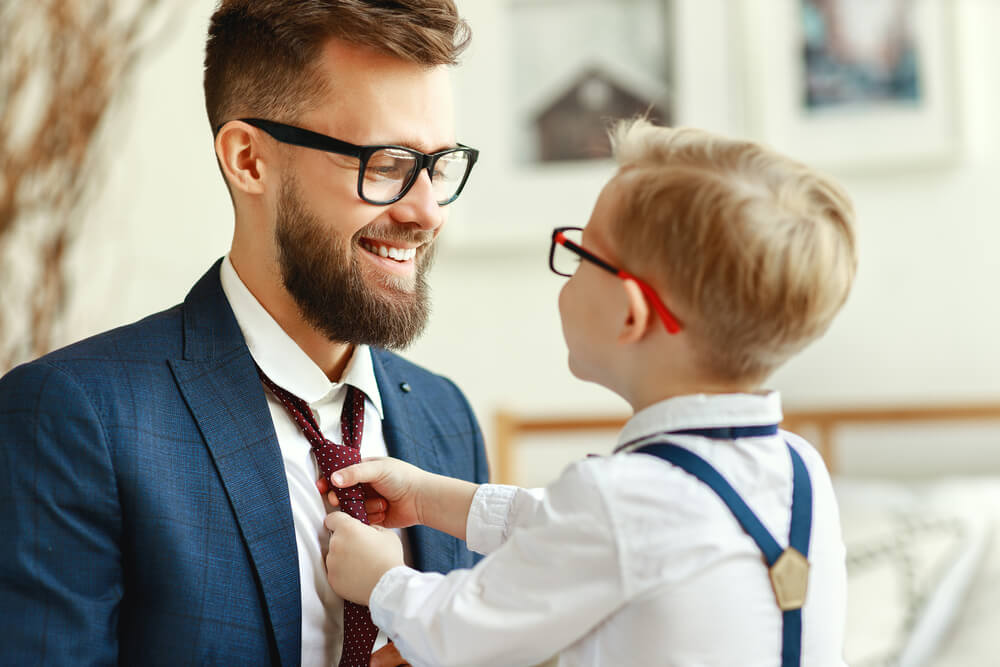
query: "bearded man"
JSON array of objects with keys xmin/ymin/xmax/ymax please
[{"xmin": 0, "ymin": 2, "xmax": 488, "ymax": 666}]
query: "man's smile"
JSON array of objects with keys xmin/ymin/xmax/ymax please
[
  {"xmin": 359, "ymin": 238, "xmax": 419, "ymax": 263},
  {"xmin": 358, "ymin": 237, "xmax": 427, "ymax": 280}
]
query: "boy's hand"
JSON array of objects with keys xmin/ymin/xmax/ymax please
[
  {"xmin": 327, "ymin": 457, "xmax": 427, "ymax": 529},
  {"xmin": 371, "ymin": 642, "xmax": 411, "ymax": 667},
  {"xmin": 325, "ymin": 511, "xmax": 404, "ymax": 605},
  {"xmin": 320, "ymin": 481, "xmax": 390, "ymax": 525}
]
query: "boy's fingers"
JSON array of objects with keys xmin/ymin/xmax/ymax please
[
  {"xmin": 327, "ymin": 491, "xmax": 383, "ymax": 511},
  {"xmin": 370, "ymin": 641, "xmax": 410, "ymax": 667},
  {"xmin": 325, "ymin": 496, "xmax": 383, "ymax": 523},
  {"xmin": 325, "ymin": 510, "xmax": 358, "ymax": 532},
  {"xmin": 329, "ymin": 468, "xmax": 353, "ymax": 488},
  {"xmin": 316, "ymin": 477, "xmax": 331, "ymax": 495},
  {"xmin": 330, "ymin": 460, "xmax": 383, "ymax": 488}
]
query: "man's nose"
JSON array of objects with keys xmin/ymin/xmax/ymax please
[{"xmin": 388, "ymin": 170, "xmax": 444, "ymax": 230}]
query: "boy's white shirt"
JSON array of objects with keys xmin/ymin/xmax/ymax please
[{"xmin": 370, "ymin": 391, "xmax": 848, "ymax": 667}]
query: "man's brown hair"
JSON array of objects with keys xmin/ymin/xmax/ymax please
[{"xmin": 204, "ymin": 0, "xmax": 471, "ymax": 131}]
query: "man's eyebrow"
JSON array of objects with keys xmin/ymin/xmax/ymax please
[{"xmin": 382, "ymin": 137, "xmax": 458, "ymax": 153}]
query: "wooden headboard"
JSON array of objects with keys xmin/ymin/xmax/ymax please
[{"xmin": 493, "ymin": 403, "xmax": 1000, "ymax": 484}]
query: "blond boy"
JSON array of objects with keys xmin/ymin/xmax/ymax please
[{"xmin": 321, "ymin": 120, "xmax": 857, "ymax": 667}]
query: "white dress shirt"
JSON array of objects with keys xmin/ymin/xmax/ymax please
[
  {"xmin": 220, "ymin": 256, "xmax": 403, "ymax": 666},
  {"xmin": 370, "ymin": 392, "xmax": 848, "ymax": 667}
]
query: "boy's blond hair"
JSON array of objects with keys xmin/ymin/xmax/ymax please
[{"xmin": 609, "ymin": 119, "xmax": 857, "ymax": 383}]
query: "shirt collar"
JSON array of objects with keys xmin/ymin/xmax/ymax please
[
  {"xmin": 617, "ymin": 391, "xmax": 783, "ymax": 451},
  {"xmin": 219, "ymin": 255, "xmax": 384, "ymax": 417}
]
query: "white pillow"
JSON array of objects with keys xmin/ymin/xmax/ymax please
[{"xmin": 835, "ymin": 479, "xmax": 992, "ymax": 667}]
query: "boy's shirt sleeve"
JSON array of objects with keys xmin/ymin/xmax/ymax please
[
  {"xmin": 369, "ymin": 459, "xmax": 627, "ymax": 667},
  {"xmin": 465, "ymin": 483, "xmax": 544, "ymax": 554}
]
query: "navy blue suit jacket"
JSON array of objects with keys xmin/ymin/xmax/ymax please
[{"xmin": 0, "ymin": 261, "xmax": 489, "ymax": 666}]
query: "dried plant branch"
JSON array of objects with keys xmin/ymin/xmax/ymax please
[{"xmin": 0, "ymin": 0, "xmax": 168, "ymax": 371}]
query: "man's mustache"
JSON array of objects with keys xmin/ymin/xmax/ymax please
[{"xmin": 354, "ymin": 224, "xmax": 436, "ymax": 247}]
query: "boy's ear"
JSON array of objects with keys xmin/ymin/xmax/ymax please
[
  {"xmin": 215, "ymin": 122, "xmax": 268, "ymax": 195},
  {"xmin": 618, "ymin": 278, "xmax": 654, "ymax": 344}
]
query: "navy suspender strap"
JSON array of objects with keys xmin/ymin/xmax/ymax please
[
  {"xmin": 634, "ymin": 436, "xmax": 812, "ymax": 667},
  {"xmin": 615, "ymin": 423, "xmax": 781, "ymax": 453},
  {"xmin": 668, "ymin": 424, "xmax": 781, "ymax": 440}
]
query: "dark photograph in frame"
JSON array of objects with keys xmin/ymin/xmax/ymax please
[{"xmin": 510, "ymin": 0, "xmax": 675, "ymax": 164}]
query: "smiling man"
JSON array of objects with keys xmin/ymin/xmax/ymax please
[{"xmin": 0, "ymin": 2, "xmax": 488, "ymax": 666}]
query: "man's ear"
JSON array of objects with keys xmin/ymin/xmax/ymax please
[
  {"xmin": 618, "ymin": 278, "xmax": 654, "ymax": 344},
  {"xmin": 215, "ymin": 122, "xmax": 268, "ymax": 195}
]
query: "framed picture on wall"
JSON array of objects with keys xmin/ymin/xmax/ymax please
[
  {"xmin": 509, "ymin": 0, "xmax": 674, "ymax": 165},
  {"xmin": 448, "ymin": 0, "xmax": 739, "ymax": 247},
  {"xmin": 736, "ymin": 0, "xmax": 959, "ymax": 171}
]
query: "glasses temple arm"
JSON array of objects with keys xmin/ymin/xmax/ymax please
[{"xmin": 618, "ymin": 271, "xmax": 682, "ymax": 334}]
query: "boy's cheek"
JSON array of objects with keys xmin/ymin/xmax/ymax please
[
  {"xmin": 556, "ymin": 282, "xmax": 570, "ymax": 325},
  {"xmin": 556, "ymin": 282, "xmax": 590, "ymax": 380},
  {"xmin": 556, "ymin": 283, "xmax": 582, "ymax": 348},
  {"xmin": 559, "ymin": 274, "xmax": 607, "ymax": 335}
]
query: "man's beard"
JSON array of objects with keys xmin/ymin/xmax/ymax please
[{"xmin": 274, "ymin": 176, "xmax": 436, "ymax": 350}]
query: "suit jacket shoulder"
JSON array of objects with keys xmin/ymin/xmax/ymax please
[{"xmin": 0, "ymin": 261, "xmax": 295, "ymax": 666}]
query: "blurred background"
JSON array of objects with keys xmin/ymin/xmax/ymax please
[{"xmin": 3, "ymin": 1, "xmax": 1000, "ymax": 664}]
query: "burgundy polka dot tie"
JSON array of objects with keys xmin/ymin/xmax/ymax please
[{"xmin": 256, "ymin": 367, "xmax": 379, "ymax": 667}]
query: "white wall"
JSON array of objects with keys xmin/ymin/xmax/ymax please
[{"xmin": 63, "ymin": 0, "xmax": 1000, "ymax": 475}]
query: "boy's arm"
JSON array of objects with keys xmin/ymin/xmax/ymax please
[
  {"xmin": 416, "ymin": 471, "xmax": 479, "ymax": 541},
  {"xmin": 366, "ymin": 460, "xmax": 626, "ymax": 667}
]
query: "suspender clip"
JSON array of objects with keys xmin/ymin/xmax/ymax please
[{"xmin": 769, "ymin": 547, "xmax": 810, "ymax": 611}]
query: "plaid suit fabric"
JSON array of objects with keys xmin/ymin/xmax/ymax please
[{"xmin": 0, "ymin": 259, "xmax": 488, "ymax": 666}]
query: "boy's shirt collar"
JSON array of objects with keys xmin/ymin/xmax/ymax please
[
  {"xmin": 219, "ymin": 255, "xmax": 384, "ymax": 416},
  {"xmin": 617, "ymin": 391, "xmax": 783, "ymax": 452}
]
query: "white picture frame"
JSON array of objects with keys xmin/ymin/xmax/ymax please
[
  {"xmin": 447, "ymin": 0, "xmax": 740, "ymax": 249},
  {"xmin": 735, "ymin": 0, "xmax": 959, "ymax": 172}
]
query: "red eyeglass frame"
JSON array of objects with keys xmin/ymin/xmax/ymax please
[{"xmin": 550, "ymin": 226, "xmax": 682, "ymax": 334}]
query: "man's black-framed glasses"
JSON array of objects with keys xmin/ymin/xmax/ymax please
[
  {"xmin": 233, "ymin": 118, "xmax": 479, "ymax": 206},
  {"xmin": 550, "ymin": 226, "xmax": 682, "ymax": 334}
]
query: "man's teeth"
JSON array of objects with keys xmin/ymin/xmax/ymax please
[{"xmin": 361, "ymin": 240, "xmax": 417, "ymax": 262}]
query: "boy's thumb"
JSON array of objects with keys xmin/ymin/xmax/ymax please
[
  {"xmin": 332, "ymin": 461, "xmax": 376, "ymax": 488},
  {"xmin": 326, "ymin": 509, "xmax": 355, "ymax": 532}
]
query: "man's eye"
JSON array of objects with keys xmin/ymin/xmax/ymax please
[
  {"xmin": 366, "ymin": 164, "xmax": 404, "ymax": 180},
  {"xmin": 366, "ymin": 149, "xmax": 415, "ymax": 181}
]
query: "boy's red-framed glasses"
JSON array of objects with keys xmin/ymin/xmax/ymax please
[{"xmin": 549, "ymin": 226, "xmax": 682, "ymax": 334}]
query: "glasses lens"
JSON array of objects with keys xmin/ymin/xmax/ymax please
[
  {"xmin": 430, "ymin": 150, "xmax": 472, "ymax": 204},
  {"xmin": 552, "ymin": 228, "xmax": 583, "ymax": 276},
  {"xmin": 362, "ymin": 148, "xmax": 419, "ymax": 203}
]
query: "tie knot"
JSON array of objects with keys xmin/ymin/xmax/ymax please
[{"xmin": 254, "ymin": 364, "xmax": 366, "ymax": 451}]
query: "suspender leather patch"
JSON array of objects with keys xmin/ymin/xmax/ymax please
[{"xmin": 769, "ymin": 547, "xmax": 810, "ymax": 611}]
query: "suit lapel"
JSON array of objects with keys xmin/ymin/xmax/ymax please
[
  {"xmin": 169, "ymin": 261, "xmax": 300, "ymax": 667},
  {"xmin": 372, "ymin": 350, "xmax": 457, "ymax": 575}
]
